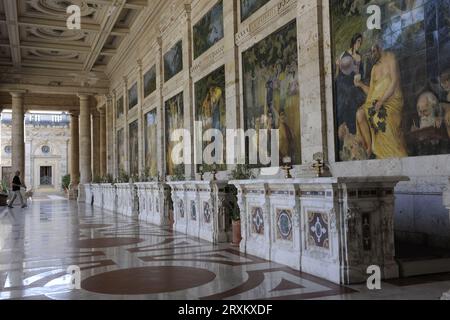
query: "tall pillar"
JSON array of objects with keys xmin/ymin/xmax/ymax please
[
  {"xmin": 69, "ymin": 112, "xmax": 79, "ymax": 199},
  {"xmin": 91, "ymin": 110, "xmax": 100, "ymax": 179},
  {"xmin": 98, "ymin": 105, "xmax": 106, "ymax": 177},
  {"xmin": 78, "ymin": 94, "xmax": 92, "ymax": 202},
  {"xmin": 10, "ymin": 91, "xmax": 26, "ymax": 181}
]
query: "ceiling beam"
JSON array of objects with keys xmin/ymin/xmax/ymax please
[
  {"xmin": 85, "ymin": 0, "xmax": 148, "ymax": 10},
  {"xmin": 84, "ymin": 0, "xmax": 127, "ymax": 71},
  {"xmin": 20, "ymin": 41, "xmax": 91, "ymax": 53},
  {"xmin": 3, "ymin": 0, "xmax": 21, "ymax": 67}
]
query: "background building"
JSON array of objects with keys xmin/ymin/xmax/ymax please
[{"xmin": 0, "ymin": 111, "xmax": 70, "ymax": 192}]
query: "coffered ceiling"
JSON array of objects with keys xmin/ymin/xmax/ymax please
[{"xmin": 0, "ymin": 0, "xmax": 147, "ymax": 95}]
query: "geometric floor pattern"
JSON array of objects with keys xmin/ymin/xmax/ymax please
[{"xmin": 1, "ymin": 196, "xmax": 449, "ymax": 300}]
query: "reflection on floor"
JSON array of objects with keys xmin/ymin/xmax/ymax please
[{"xmin": 0, "ymin": 195, "xmax": 449, "ymax": 300}]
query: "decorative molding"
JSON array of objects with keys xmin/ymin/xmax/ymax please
[{"xmin": 235, "ymin": 0, "xmax": 297, "ymax": 47}]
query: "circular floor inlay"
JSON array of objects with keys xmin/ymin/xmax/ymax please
[
  {"xmin": 78, "ymin": 224, "xmax": 111, "ymax": 229},
  {"xmin": 75, "ymin": 237, "xmax": 143, "ymax": 248},
  {"xmin": 82, "ymin": 266, "xmax": 216, "ymax": 295}
]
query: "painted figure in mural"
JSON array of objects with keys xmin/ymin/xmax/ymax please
[
  {"xmin": 201, "ymin": 84, "xmax": 224, "ymax": 133},
  {"xmin": 411, "ymin": 92, "xmax": 443, "ymax": 130},
  {"xmin": 335, "ymin": 33, "xmax": 366, "ymax": 135},
  {"xmin": 440, "ymin": 69, "xmax": 450, "ymax": 139},
  {"xmin": 354, "ymin": 41, "xmax": 408, "ymax": 159}
]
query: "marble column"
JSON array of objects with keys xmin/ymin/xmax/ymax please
[
  {"xmin": 78, "ymin": 94, "xmax": 92, "ymax": 202},
  {"xmin": 91, "ymin": 110, "xmax": 100, "ymax": 179},
  {"xmin": 69, "ymin": 112, "xmax": 80, "ymax": 200},
  {"xmin": 98, "ymin": 105, "xmax": 107, "ymax": 177},
  {"xmin": 10, "ymin": 91, "xmax": 26, "ymax": 181}
]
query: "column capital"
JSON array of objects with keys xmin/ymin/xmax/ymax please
[
  {"xmin": 105, "ymin": 94, "xmax": 113, "ymax": 103},
  {"xmin": 77, "ymin": 93, "xmax": 92, "ymax": 101},
  {"xmin": 10, "ymin": 89, "xmax": 27, "ymax": 98},
  {"xmin": 97, "ymin": 104, "xmax": 106, "ymax": 115}
]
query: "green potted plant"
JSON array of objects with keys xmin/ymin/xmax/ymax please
[
  {"xmin": 0, "ymin": 180, "xmax": 9, "ymax": 206},
  {"xmin": 171, "ymin": 164, "xmax": 186, "ymax": 181},
  {"xmin": 61, "ymin": 174, "xmax": 71, "ymax": 194}
]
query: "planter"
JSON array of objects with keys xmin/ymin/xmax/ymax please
[
  {"xmin": 0, "ymin": 193, "xmax": 8, "ymax": 206},
  {"xmin": 232, "ymin": 220, "xmax": 242, "ymax": 246}
]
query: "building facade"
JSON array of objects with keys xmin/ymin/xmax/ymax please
[{"xmin": 0, "ymin": 112, "xmax": 70, "ymax": 192}]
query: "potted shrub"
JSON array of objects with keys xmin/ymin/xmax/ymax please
[
  {"xmin": 61, "ymin": 174, "xmax": 71, "ymax": 194},
  {"xmin": 0, "ymin": 180, "xmax": 9, "ymax": 206}
]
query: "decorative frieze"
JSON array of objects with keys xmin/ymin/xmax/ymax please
[{"xmin": 235, "ymin": 0, "xmax": 297, "ymax": 46}]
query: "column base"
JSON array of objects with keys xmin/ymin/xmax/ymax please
[
  {"xmin": 68, "ymin": 184, "xmax": 78, "ymax": 200},
  {"xmin": 77, "ymin": 184, "xmax": 86, "ymax": 203}
]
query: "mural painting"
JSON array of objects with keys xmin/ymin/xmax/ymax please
[
  {"xmin": 145, "ymin": 109, "xmax": 158, "ymax": 177},
  {"xmin": 144, "ymin": 66, "xmax": 157, "ymax": 97},
  {"xmin": 128, "ymin": 83, "xmax": 138, "ymax": 110},
  {"xmin": 117, "ymin": 128, "xmax": 125, "ymax": 172},
  {"xmin": 331, "ymin": 0, "xmax": 450, "ymax": 161},
  {"xmin": 240, "ymin": 0, "xmax": 270, "ymax": 22},
  {"xmin": 193, "ymin": 1, "xmax": 224, "ymax": 59},
  {"xmin": 129, "ymin": 120, "xmax": 139, "ymax": 177},
  {"xmin": 194, "ymin": 66, "xmax": 226, "ymax": 168},
  {"xmin": 242, "ymin": 20, "xmax": 301, "ymax": 165},
  {"xmin": 165, "ymin": 92, "xmax": 184, "ymax": 176},
  {"xmin": 164, "ymin": 41, "xmax": 183, "ymax": 82}
]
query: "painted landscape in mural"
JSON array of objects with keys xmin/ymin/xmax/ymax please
[
  {"xmin": 195, "ymin": 66, "xmax": 226, "ymax": 166},
  {"xmin": 193, "ymin": 1, "xmax": 224, "ymax": 59},
  {"xmin": 164, "ymin": 41, "xmax": 183, "ymax": 82},
  {"xmin": 144, "ymin": 66, "xmax": 157, "ymax": 97},
  {"xmin": 240, "ymin": 0, "xmax": 270, "ymax": 21},
  {"xmin": 117, "ymin": 96, "xmax": 124, "ymax": 118},
  {"xmin": 165, "ymin": 92, "xmax": 184, "ymax": 176},
  {"xmin": 129, "ymin": 120, "xmax": 139, "ymax": 176},
  {"xmin": 242, "ymin": 20, "xmax": 301, "ymax": 165},
  {"xmin": 331, "ymin": 0, "xmax": 450, "ymax": 161},
  {"xmin": 117, "ymin": 128, "xmax": 125, "ymax": 172},
  {"xmin": 145, "ymin": 110, "xmax": 158, "ymax": 177},
  {"xmin": 128, "ymin": 83, "xmax": 138, "ymax": 110}
]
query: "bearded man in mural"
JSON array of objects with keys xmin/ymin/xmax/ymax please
[{"xmin": 354, "ymin": 41, "xmax": 408, "ymax": 159}]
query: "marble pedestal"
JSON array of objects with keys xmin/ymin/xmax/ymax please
[
  {"xmin": 443, "ymin": 178, "xmax": 450, "ymax": 222},
  {"xmin": 101, "ymin": 183, "xmax": 117, "ymax": 213},
  {"xmin": 115, "ymin": 183, "xmax": 138, "ymax": 218},
  {"xmin": 78, "ymin": 184, "xmax": 93, "ymax": 205},
  {"xmin": 135, "ymin": 182, "xmax": 171, "ymax": 226},
  {"xmin": 167, "ymin": 181, "xmax": 236, "ymax": 243},
  {"xmin": 442, "ymin": 290, "xmax": 450, "ymax": 300},
  {"xmin": 230, "ymin": 176, "xmax": 408, "ymax": 285},
  {"xmin": 91, "ymin": 184, "xmax": 103, "ymax": 209}
]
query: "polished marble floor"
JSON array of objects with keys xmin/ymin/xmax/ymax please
[{"xmin": 0, "ymin": 195, "xmax": 449, "ymax": 300}]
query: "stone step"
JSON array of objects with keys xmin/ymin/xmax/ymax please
[{"xmin": 398, "ymin": 258, "xmax": 450, "ymax": 277}]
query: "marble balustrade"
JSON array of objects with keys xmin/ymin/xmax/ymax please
[
  {"xmin": 167, "ymin": 181, "xmax": 236, "ymax": 243},
  {"xmin": 230, "ymin": 177, "xmax": 408, "ymax": 285},
  {"xmin": 101, "ymin": 183, "xmax": 117, "ymax": 213},
  {"xmin": 115, "ymin": 183, "xmax": 138, "ymax": 218},
  {"xmin": 135, "ymin": 182, "xmax": 171, "ymax": 226},
  {"xmin": 91, "ymin": 184, "xmax": 104, "ymax": 209},
  {"xmin": 80, "ymin": 184, "xmax": 94, "ymax": 206}
]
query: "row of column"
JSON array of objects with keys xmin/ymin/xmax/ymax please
[
  {"xmin": 69, "ymin": 94, "xmax": 107, "ymax": 198},
  {"xmin": 8, "ymin": 91, "xmax": 105, "ymax": 195}
]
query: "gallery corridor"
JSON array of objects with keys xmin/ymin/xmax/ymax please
[{"xmin": 0, "ymin": 198, "xmax": 448, "ymax": 300}]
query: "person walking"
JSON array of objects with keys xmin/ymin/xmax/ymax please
[{"xmin": 8, "ymin": 171, "xmax": 27, "ymax": 209}]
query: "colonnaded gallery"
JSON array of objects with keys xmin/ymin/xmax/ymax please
[{"xmin": 0, "ymin": 0, "xmax": 449, "ymax": 302}]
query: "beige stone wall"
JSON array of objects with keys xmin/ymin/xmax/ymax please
[{"xmin": 1, "ymin": 121, "xmax": 70, "ymax": 191}]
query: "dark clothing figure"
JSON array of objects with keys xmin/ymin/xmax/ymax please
[{"xmin": 12, "ymin": 175, "xmax": 21, "ymax": 191}]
